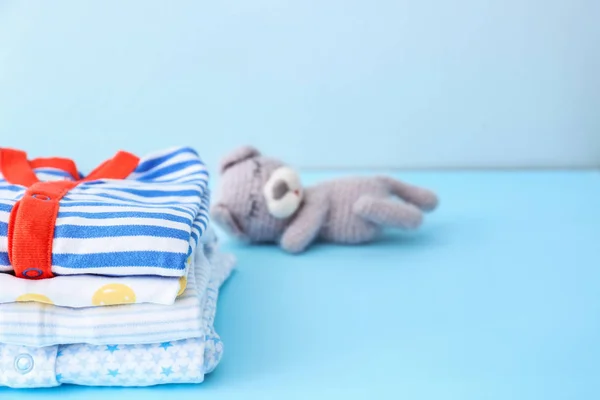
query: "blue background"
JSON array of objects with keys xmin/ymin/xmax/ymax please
[{"xmin": 1, "ymin": 0, "xmax": 599, "ymax": 170}]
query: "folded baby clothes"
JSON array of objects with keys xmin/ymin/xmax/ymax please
[
  {"xmin": 0, "ymin": 242, "xmax": 235, "ymax": 347},
  {"xmin": 0, "ymin": 146, "xmax": 209, "ymax": 278},
  {"xmin": 0, "ymin": 216, "xmax": 216, "ymax": 308},
  {"xmin": 0, "ymin": 146, "xmax": 235, "ymax": 389},
  {"xmin": 0, "ymin": 244, "xmax": 234, "ymax": 388}
]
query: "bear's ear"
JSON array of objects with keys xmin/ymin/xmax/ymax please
[
  {"xmin": 219, "ymin": 146, "xmax": 261, "ymax": 174},
  {"xmin": 210, "ymin": 203, "xmax": 249, "ymax": 241}
]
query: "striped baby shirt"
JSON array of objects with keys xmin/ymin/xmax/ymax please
[
  {"xmin": 0, "ymin": 146, "xmax": 209, "ymax": 278},
  {"xmin": 0, "ymin": 215, "xmax": 212, "ymax": 308}
]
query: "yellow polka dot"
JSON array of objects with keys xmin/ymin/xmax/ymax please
[
  {"xmin": 177, "ymin": 276, "xmax": 188, "ymax": 297},
  {"xmin": 16, "ymin": 294, "xmax": 53, "ymax": 305},
  {"xmin": 92, "ymin": 284, "xmax": 136, "ymax": 306},
  {"xmin": 187, "ymin": 256, "xmax": 192, "ymax": 265}
]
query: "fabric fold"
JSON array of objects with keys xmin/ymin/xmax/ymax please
[
  {"xmin": 0, "ymin": 224, "xmax": 217, "ymax": 309},
  {"xmin": 0, "ymin": 243, "xmax": 234, "ymax": 347},
  {"xmin": 0, "ymin": 245, "xmax": 233, "ymax": 388}
]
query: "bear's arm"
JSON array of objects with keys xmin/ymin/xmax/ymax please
[{"xmin": 280, "ymin": 190, "xmax": 329, "ymax": 254}]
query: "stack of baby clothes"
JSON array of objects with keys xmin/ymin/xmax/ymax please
[{"xmin": 0, "ymin": 146, "xmax": 234, "ymax": 388}]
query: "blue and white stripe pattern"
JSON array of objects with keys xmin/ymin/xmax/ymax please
[{"xmin": 0, "ymin": 146, "xmax": 210, "ymax": 277}]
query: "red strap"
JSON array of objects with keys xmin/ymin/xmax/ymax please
[
  {"xmin": 0, "ymin": 149, "xmax": 38, "ymax": 186},
  {"xmin": 30, "ymin": 157, "xmax": 79, "ymax": 180},
  {"xmin": 84, "ymin": 151, "xmax": 139, "ymax": 181},
  {"xmin": 8, "ymin": 181, "xmax": 78, "ymax": 279},
  {"xmin": 1, "ymin": 148, "xmax": 140, "ymax": 279},
  {"xmin": 0, "ymin": 148, "xmax": 140, "ymax": 185}
]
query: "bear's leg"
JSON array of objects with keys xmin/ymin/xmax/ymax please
[
  {"xmin": 353, "ymin": 196, "xmax": 423, "ymax": 229},
  {"xmin": 377, "ymin": 176, "xmax": 438, "ymax": 211}
]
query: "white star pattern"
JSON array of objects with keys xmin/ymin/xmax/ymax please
[
  {"xmin": 151, "ymin": 352, "xmax": 164, "ymax": 363},
  {"xmin": 47, "ymin": 322, "xmax": 222, "ymax": 387},
  {"xmin": 0, "ymin": 345, "xmax": 60, "ymax": 388}
]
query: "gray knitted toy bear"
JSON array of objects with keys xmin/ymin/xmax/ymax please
[{"xmin": 211, "ymin": 146, "xmax": 439, "ymax": 254}]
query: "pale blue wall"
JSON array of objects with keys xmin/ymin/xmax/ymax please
[{"xmin": 0, "ymin": 0, "xmax": 598, "ymax": 171}]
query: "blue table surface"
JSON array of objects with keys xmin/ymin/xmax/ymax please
[{"xmin": 2, "ymin": 170, "xmax": 599, "ymax": 400}]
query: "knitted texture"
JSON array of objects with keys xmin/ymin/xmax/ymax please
[
  {"xmin": 211, "ymin": 147, "xmax": 439, "ymax": 253},
  {"xmin": 211, "ymin": 147, "xmax": 289, "ymax": 243}
]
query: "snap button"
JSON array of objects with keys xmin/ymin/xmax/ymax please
[
  {"xmin": 32, "ymin": 194, "xmax": 51, "ymax": 201},
  {"xmin": 14, "ymin": 354, "xmax": 34, "ymax": 374},
  {"xmin": 22, "ymin": 268, "xmax": 43, "ymax": 278}
]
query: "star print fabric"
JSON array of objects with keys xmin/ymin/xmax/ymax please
[{"xmin": 55, "ymin": 337, "xmax": 221, "ymax": 386}]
